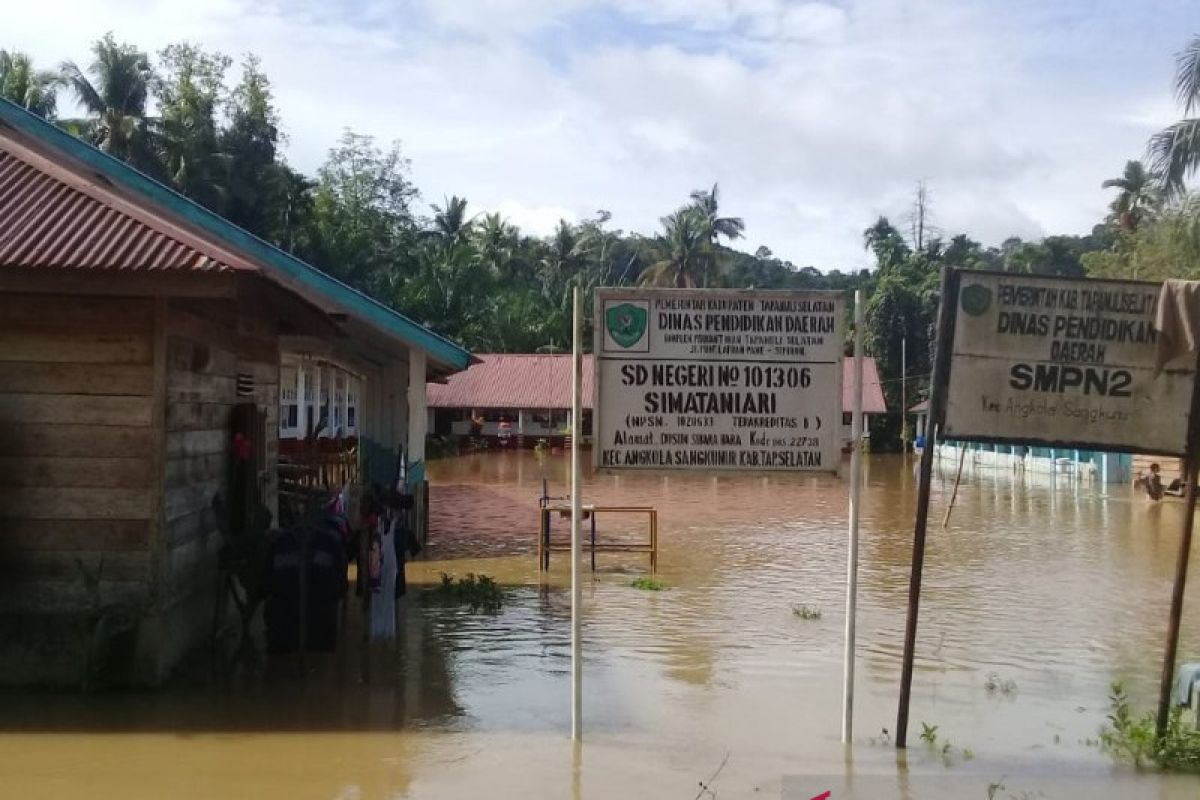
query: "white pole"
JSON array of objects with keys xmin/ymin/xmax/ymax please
[
  {"xmin": 842, "ymin": 289, "xmax": 865, "ymax": 743},
  {"xmin": 570, "ymin": 285, "xmax": 584, "ymax": 740}
]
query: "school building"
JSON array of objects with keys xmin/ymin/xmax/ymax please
[{"xmin": 0, "ymin": 98, "xmax": 471, "ymax": 686}]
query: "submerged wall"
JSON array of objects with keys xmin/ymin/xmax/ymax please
[{"xmin": 0, "ymin": 293, "xmax": 157, "ymax": 686}]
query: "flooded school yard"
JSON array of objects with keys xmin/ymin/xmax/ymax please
[{"xmin": 2, "ymin": 450, "xmax": 1199, "ymax": 798}]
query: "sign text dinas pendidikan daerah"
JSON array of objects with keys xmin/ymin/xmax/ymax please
[
  {"xmin": 944, "ymin": 273, "xmax": 1194, "ymax": 454},
  {"xmin": 594, "ymin": 288, "xmax": 844, "ymax": 471}
]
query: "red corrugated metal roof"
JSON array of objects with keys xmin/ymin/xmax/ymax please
[
  {"xmin": 844, "ymin": 356, "xmax": 888, "ymax": 414},
  {"xmin": 429, "ymin": 354, "xmax": 888, "ymax": 414},
  {"xmin": 428, "ymin": 354, "xmax": 596, "ymax": 410},
  {"xmin": 0, "ymin": 146, "xmax": 240, "ymax": 272}
]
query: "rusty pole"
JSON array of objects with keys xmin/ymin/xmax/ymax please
[
  {"xmin": 1155, "ymin": 348, "xmax": 1200, "ymax": 737},
  {"xmin": 896, "ymin": 267, "xmax": 959, "ymax": 749}
]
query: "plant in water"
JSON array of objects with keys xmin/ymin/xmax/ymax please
[
  {"xmin": 984, "ymin": 671, "xmax": 1019, "ymax": 696},
  {"xmin": 919, "ymin": 722, "xmax": 939, "ymax": 744},
  {"xmin": 791, "ymin": 604, "xmax": 822, "ymax": 620},
  {"xmin": 1098, "ymin": 682, "xmax": 1200, "ymax": 772},
  {"xmin": 426, "ymin": 572, "xmax": 505, "ymax": 613},
  {"xmin": 629, "ymin": 576, "xmax": 668, "ymax": 591}
]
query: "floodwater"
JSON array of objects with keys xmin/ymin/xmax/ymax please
[{"xmin": 2, "ymin": 451, "xmax": 1200, "ymax": 798}]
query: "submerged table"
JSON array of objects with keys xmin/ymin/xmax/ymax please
[{"xmin": 537, "ymin": 505, "xmax": 657, "ymax": 574}]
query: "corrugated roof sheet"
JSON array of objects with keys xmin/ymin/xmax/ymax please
[
  {"xmin": 429, "ymin": 354, "xmax": 888, "ymax": 414},
  {"xmin": 844, "ymin": 356, "xmax": 888, "ymax": 415},
  {"xmin": 0, "ymin": 148, "xmax": 239, "ymax": 272},
  {"xmin": 428, "ymin": 354, "xmax": 596, "ymax": 410}
]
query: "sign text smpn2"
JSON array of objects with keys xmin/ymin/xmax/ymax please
[
  {"xmin": 594, "ymin": 288, "xmax": 845, "ymax": 472},
  {"xmin": 944, "ymin": 272, "xmax": 1193, "ymax": 455}
]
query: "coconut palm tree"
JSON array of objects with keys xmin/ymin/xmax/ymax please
[
  {"xmin": 429, "ymin": 195, "xmax": 474, "ymax": 248},
  {"xmin": 0, "ymin": 50, "xmax": 59, "ymax": 118},
  {"xmin": 689, "ymin": 183, "xmax": 745, "ymax": 243},
  {"xmin": 638, "ymin": 208, "xmax": 716, "ymax": 288},
  {"xmin": 60, "ymin": 34, "xmax": 159, "ymax": 173},
  {"xmin": 1101, "ymin": 160, "xmax": 1161, "ymax": 231},
  {"xmin": 475, "ymin": 212, "xmax": 517, "ymax": 276},
  {"xmin": 1149, "ymin": 35, "xmax": 1200, "ymax": 197}
]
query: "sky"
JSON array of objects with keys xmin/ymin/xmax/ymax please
[{"xmin": 5, "ymin": 0, "xmax": 1196, "ymax": 270}]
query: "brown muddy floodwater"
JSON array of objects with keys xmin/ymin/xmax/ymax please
[{"xmin": 2, "ymin": 452, "xmax": 1200, "ymax": 798}]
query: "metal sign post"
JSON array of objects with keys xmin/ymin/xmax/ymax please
[
  {"xmin": 571, "ymin": 285, "xmax": 584, "ymax": 741},
  {"xmin": 896, "ymin": 268, "xmax": 958, "ymax": 749},
  {"xmin": 841, "ymin": 290, "xmax": 865, "ymax": 743},
  {"xmin": 1156, "ymin": 346, "xmax": 1200, "ymax": 736},
  {"xmin": 897, "ymin": 270, "xmax": 1197, "ymax": 748}
]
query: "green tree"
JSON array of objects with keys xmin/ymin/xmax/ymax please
[
  {"xmin": 1150, "ymin": 35, "xmax": 1200, "ymax": 197},
  {"xmin": 638, "ymin": 208, "xmax": 716, "ymax": 287},
  {"xmin": 60, "ymin": 34, "xmax": 160, "ymax": 173},
  {"xmin": 220, "ymin": 56, "xmax": 295, "ymax": 242},
  {"xmin": 154, "ymin": 43, "xmax": 231, "ymax": 210},
  {"xmin": 1101, "ymin": 160, "xmax": 1160, "ymax": 232},
  {"xmin": 689, "ymin": 183, "xmax": 745, "ymax": 244},
  {"xmin": 0, "ymin": 50, "xmax": 59, "ymax": 118},
  {"xmin": 429, "ymin": 195, "xmax": 474, "ymax": 249},
  {"xmin": 309, "ymin": 130, "xmax": 418, "ymax": 297}
]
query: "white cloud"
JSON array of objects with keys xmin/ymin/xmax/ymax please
[{"xmin": 4, "ymin": 0, "xmax": 1191, "ymax": 269}]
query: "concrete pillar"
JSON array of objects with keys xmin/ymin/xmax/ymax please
[{"xmin": 518, "ymin": 409, "xmax": 527, "ymax": 435}]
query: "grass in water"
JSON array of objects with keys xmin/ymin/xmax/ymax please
[
  {"xmin": 629, "ymin": 576, "xmax": 668, "ymax": 591},
  {"xmin": 791, "ymin": 604, "xmax": 822, "ymax": 620},
  {"xmin": 1098, "ymin": 682, "xmax": 1200, "ymax": 772},
  {"xmin": 426, "ymin": 572, "xmax": 505, "ymax": 613}
]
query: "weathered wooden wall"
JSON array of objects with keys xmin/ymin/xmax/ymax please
[
  {"xmin": 155, "ymin": 296, "xmax": 278, "ymax": 676},
  {"xmin": 0, "ymin": 293, "xmax": 156, "ymax": 684}
]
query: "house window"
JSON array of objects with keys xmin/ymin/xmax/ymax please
[
  {"xmin": 843, "ymin": 412, "xmax": 852, "ymax": 426},
  {"xmin": 347, "ymin": 377, "xmax": 359, "ymax": 434},
  {"xmin": 304, "ymin": 369, "xmax": 317, "ymax": 435},
  {"xmin": 333, "ymin": 371, "xmax": 346, "ymax": 433},
  {"xmin": 280, "ymin": 366, "xmax": 299, "ymax": 437}
]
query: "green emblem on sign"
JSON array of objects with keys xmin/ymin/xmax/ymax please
[
  {"xmin": 960, "ymin": 283, "xmax": 992, "ymax": 317},
  {"xmin": 606, "ymin": 302, "xmax": 648, "ymax": 348}
]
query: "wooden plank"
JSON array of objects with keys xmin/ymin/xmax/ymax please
[
  {"xmin": 0, "ymin": 550, "xmax": 150, "ymax": 581},
  {"xmin": 237, "ymin": 334, "xmax": 279, "ymax": 367},
  {"xmin": 0, "ymin": 295, "xmax": 153, "ymax": 333},
  {"xmin": 0, "ymin": 423, "xmax": 155, "ymax": 458},
  {"xmin": 0, "ymin": 393, "xmax": 153, "ymax": 426},
  {"xmin": 165, "ymin": 429, "xmax": 225, "ymax": 459},
  {"xmin": 164, "ymin": 453, "xmax": 225, "ymax": 489},
  {"xmin": 164, "ymin": 506, "xmax": 218, "ymax": 549},
  {"xmin": 0, "ymin": 331, "xmax": 151, "ymax": 364},
  {"xmin": 0, "ymin": 268, "xmax": 236, "ymax": 299},
  {"xmin": 166, "ymin": 337, "xmax": 237, "ymax": 377},
  {"xmin": 148, "ymin": 294, "xmax": 168, "ymax": 591},
  {"xmin": 0, "ymin": 519, "xmax": 149, "ymax": 551},
  {"xmin": 0, "ymin": 577, "xmax": 148, "ymax": 614},
  {"xmin": 0, "ymin": 456, "xmax": 152, "ymax": 489},
  {"xmin": 0, "ymin": 488, "xmax": 152, "ymax": 520},
  {"xmin": 170, "ymin": 297, "xmax": 239, "ymax": 328},
  {"xmin": 163, "ymin": 479, "xmax": 222, "ymax": 523},
  {"xmin": 0, "ymin": 362, "xmax": 154, "ymax": 396},
  {"xmin": 166, "ymin": 402, "xmax": 231, "ymax": 432},
  {"xmin": 167, "ymin": 307, "xmax": 238, "ymax": 354},
  {"xmin": 166, "ymin": 371, "xmax": 236, "ymax": 404}
]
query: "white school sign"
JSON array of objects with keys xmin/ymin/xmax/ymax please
[
  {"xmin": 594, "ymin": 288, "xmax": 844, "ymax": 471},
  {"xmin": 943, "ymin": 272, "xmax": 1194, "ymax": 455}
]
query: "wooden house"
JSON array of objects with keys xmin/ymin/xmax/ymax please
[{"xmin": 0, "ymin": 99, "xmax": 471, "ymax": 686}]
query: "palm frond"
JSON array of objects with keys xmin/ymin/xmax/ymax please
[
  {"xmin": 59, "ymin": 61, "xmax": 105, "ymax": 115},
  {"xmin": 1177, "ymin": 36, "xmax": 1200, "ymax": 115},
  {"xmin": 1149, "ymin": 118, "xmax": 1200, "ymax": 198}
]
